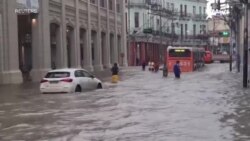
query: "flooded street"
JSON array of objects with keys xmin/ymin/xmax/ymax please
[{"xmin": 0, "ymin": 64, "xmax": 250, "ymax": 141}]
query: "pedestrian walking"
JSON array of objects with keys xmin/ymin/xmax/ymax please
[
  {"xmin": 154, "ymin": 62, "xmax": 159, "ymax": 72},
  {"xmin": 148, "ymin": 61, "xmax": 154, "ymax": 71},
  {"xmin": 162, "ymin": 63, "xmax": 168, "ymax": 77},
  {"xmin": 142, "ymin": 61, "xmax": 146, "ymax": 71},
  {"xmin": 151, "ymin": 61, "xmax": 155, "ymax": 72},
  {"xmin": 111, "ymin": 63, "xmax": 119, "ymax": 83},
  {"xmin": 173, "ymin": 61, "xmax": 181, "ymax": 79}
]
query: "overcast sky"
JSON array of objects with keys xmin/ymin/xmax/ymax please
[{"xmin": 207, "ymin": 0, "xmax": 226, "ymax": 17}]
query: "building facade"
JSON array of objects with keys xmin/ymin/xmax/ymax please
[
  {"xmin": 207, "ymin": 15, "xmax": 230, "ymax": 55},
  {"xmin": 127, "ymin": 0, "xmax": 208, "ymax": 66},
  {"xmin": 0, "ymin": 0, "xmax": 128, "ymax": 84}
]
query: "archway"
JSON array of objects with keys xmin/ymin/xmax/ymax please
[
  {"xmin": 110, "ymin": 33, "xmax": 115, "ymax": 64},
  {"xmin": 101, "ymin": 32, "xmax": 106, "ymax": 68},
  {"xmin": 80, "ymin": 28, "xmax": 87, "ymax": 68},
  {"xmin": 17, "ymin": 15, "xmax": 33, "ymax": 82},
  {"xmin": 117, "ymin": 35, "xmax": 122, "ymax": 65},
  {"xmin": 50, "ymin": 23, "xmax": 60, "ymax": 69},
  {"xmin": 66, "ymin": 26, "xmax": 74, "ymax": 68},
  {"xmin": 91, "ymin": 30, "xmax": 97, "ymax": 66}
]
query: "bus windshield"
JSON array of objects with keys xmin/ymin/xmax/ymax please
[{"xmin": 169, "ymin": 49, "xmax": 191, "ymax": 58}]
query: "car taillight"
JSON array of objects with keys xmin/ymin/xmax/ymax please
[
  {"xmin": 40, "ymin": 79, "xmax": 48, "ymax": 83},
  {"xmin": 61, "ymin": 78, "xmax": 73, "ymax": 83}
]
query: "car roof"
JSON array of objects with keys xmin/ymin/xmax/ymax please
[{"xmin": 48, "ymin": 68, "xmax": 88, "ymax": 73}]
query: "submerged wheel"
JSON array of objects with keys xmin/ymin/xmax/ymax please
[
  {"xmin": 97, "ymin": 83, "xmax": 103, "ymax": 89},
  {"xmin": 75, "ymin": 85, "xmax": 82, "ymax": 92}
]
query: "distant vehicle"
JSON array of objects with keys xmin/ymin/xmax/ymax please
[
  {"xmin": 213, "ymin": 53, "xmax": 230, "ymax": 63},
  {"xmin": 166, "ymin": 46, "xmax": 205, "ymax": 72},
  {"xmin": 204, "ymin": 51, "xmax": 213, "ymax": 64},
  {"xmin": 222, "ymin": 51, "xmax": 228, "ymax": 55},
  {"xmin": 40, "ymin": 68, "xmax": 103, "ymax": 94}
]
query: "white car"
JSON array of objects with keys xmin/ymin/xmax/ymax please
[{"xmin": 40, "ymin": 68, "xmax": 103, "ymax": 94}]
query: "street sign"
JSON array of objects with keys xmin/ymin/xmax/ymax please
[{"xmin": 219, "ymin": 31, "xmax": 230, "ymax": 37}]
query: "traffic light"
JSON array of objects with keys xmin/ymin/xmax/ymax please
[
  {"xmin": 143, "ymin": 28, "xmax": 153, "ymax": 34},
  {"xmin": 217, "ymin": 0, "xmax": 221, "ymax": 10},
  {"xmin": 219, "ymin": 31, "xmax": 230, "ymax": 37}
]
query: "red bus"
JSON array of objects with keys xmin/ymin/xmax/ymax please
[
  {"xmin": 204, "ymin": 51, "xmax": 213, "ymax": 64},
  {"xmin": 166, "ymin": 47, "xmax": 205, "ymax": 72}
]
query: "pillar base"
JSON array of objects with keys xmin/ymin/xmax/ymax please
[
  {"xmin": 103, "ymin": 63, "xmax": 112, "ymax": 69},
  {"xmin": 122, "ymin": 62, "xmax": 128, "ymax": 67},
  {"xmin": 83, "ymin": 65, "xmax": 94, "ymax": 72},
  {"xmin": 30, "ymin": 68, "xmax": 51, "ymax": 82},
  {"xmin": 1, "ymin": 70, "xmax": 23, "ymax": 84},
  {"xmin": 94, "ymin": 65, "xmax": 103, "ymax": 71}
]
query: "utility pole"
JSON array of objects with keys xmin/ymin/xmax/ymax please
[
  {"xmin": 229, "ymin": 27, "xmax": 233, "ymax": 72},
  {"xmin": 243, "ymin": 3, "xmax": 248, "ymax": 88}
]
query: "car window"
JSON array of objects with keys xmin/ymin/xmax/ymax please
[
  {"xmin": 75, "ymin": 70, "xmax": 85, "ymax": 77},
  {"xmin": 45, "ymin": 72, "xmax": 70, "ymax": 78},
  {"xmin": 82, "ymin": 71, "xmax": 92, "ymax": 78}
]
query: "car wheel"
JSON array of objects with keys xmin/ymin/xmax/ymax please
[
  {"xmin": 97, "ymin": 83, "xmax": 102, "ymax": 89},
  {"xmin": 75, "ymin": 85, "xmax": 82, "ymax": 92}
]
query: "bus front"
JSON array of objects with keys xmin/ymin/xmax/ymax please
[{"xmin": 167, "ymin": 48, "xmax": 193, "ymax": 72}]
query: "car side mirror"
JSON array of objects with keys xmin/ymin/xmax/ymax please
[{"xmin": 90, "ymin": 75, "xmax": 95, "ymax": 79}]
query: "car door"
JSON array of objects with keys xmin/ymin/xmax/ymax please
[
  {"xmin": 79, "ymin": 70, "xmax": 93, "ymax": 90},
  {"xmin": 74, "ymin": 70, "xmax": 85, "ymax": 89},
  {"xmin": 82, "ymin": 71, "xmax": 96, "ymax": 89}
]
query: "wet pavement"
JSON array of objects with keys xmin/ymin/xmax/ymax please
[{"xmin": 0, "ymin": 64, "xmax": 250, "ymax": 141}]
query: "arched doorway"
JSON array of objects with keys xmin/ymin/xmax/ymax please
[
  {"xmin": 110, "ymin": 33, "xmax": 115, "ymax": 64},
  {"xmin": 117, "ymin": 35, "xmax": 122, "ymax": 65},
  {"xmin": 91, "ymin": 30, "xmax": 97, "ymax": 66},
  {"xmin": 50, "ymin": 23, "xmax": 60, "ymax": 69},
  {"xmin": 18, "ymin": 15, "xmax": 33, "ymax": 82},
  {"xmin": 80, "ymin": 28, "xmax": 87, "ymax": 68},
  {"xmin": 66, "ymin": 26, "xmax": 74, "ymax": 68},
  {"xmin": 101, "ymin": 32, "xmax": 106, "ymax": 68}
]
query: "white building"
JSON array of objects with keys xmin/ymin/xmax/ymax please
[
  {"xmin": 0, "ymin": 0, "xmax": 128, "ymax": 84},
  {"xmin": 127, "ymin": 0, "xmax": 208, "ymax": 65}
]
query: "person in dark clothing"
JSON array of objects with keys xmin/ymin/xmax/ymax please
[
  {"xmin": 163, "ymin": 63, "xmax": 168, "ymax": 77},
  {"xmin": 142, "ymin": 61, "xmax": 146, "ymax": 71},
  {"xmin": 111, "ymin": 63, "xmax": 119, "ymax": 75},
  {"xmin": 173, "ymin": 61, "xmax": 181, "ymax": 78},
  {"xmin": 154, "ymin": 62, "xmax": 159, "ymax": 72},
  {"xmin": 111, "ymin": 63, "xmax": 119, "ymax": 83}
]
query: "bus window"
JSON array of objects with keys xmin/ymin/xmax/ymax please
[{"xmin": 169, "ymin": 49, "xmax": 191, "ymax": 58}]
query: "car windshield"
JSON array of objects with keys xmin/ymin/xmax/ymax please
[{"xmin": 45, "ymin": 72, "xmax": 70, "ymax": 78}]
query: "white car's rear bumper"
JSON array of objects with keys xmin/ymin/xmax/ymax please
[{"xmin": 40, "ymin": 84, "xmax": 75, "ymax": 94}]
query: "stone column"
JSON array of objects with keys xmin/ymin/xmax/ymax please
[
  {"xmin": 1, "ymin": 0, "xmax": 22, "ymax": 84},
  {"xmin": 74, "ymin": 0, "xmax": 81, "ymax": 68},
  {"xmin": 84, "ymin": 0, "xmax": 93, "ymax": 71},
  {"xmin": 103, "ymin": 0, "xmax": 111, "ymax": 69},
  {"xmin": 94, "ymin": 0, "xmax": 103, "ymax": 71},
  {"xmin": 61, "ymin": 0, "xmax": 68, "ymax": 68},
  {"xmin": 113, "ymin": 0, "xmax": 118, "ymax": 64},
  {"xmin": 31, "ymin": 0, "xmax": 51, "ymax": 82},
  {"xmin": 121, "ymin": 0, "xmax": 128, "ymax": 66}
]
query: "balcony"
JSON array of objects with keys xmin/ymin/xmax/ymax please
[
  {"xmin": 128, "ymin": 1, "xmax": 149, "ymax": 9},
  {"xmin": 193, "ymin": 14, "xmax": 207, "ymax": 21},
  {"xmin": 179, "ymin": 13, "xmax": 192, "ymax": 21}
]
